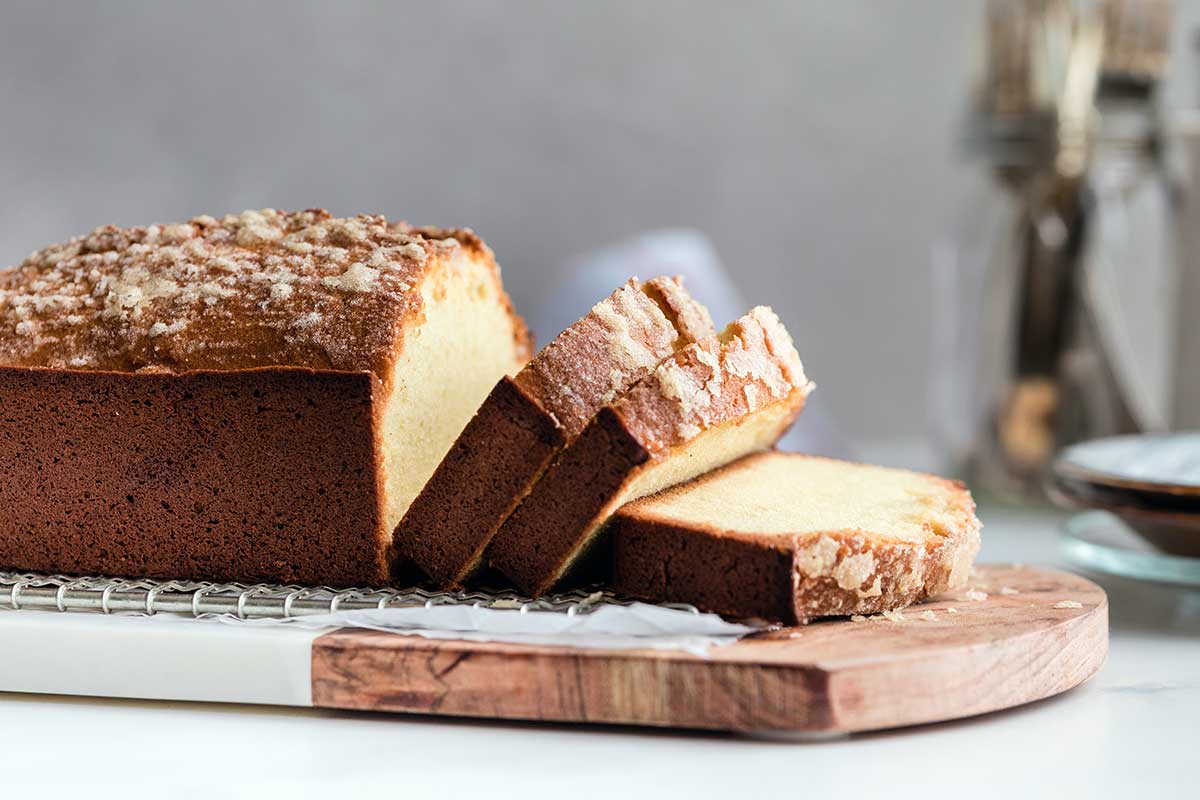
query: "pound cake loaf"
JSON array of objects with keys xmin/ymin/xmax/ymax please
[
  {"xmin": 612, "ymin": 453, "xmax": 981, "ymax": 623},
  {"xmin": 489, "ymin": 306, "xmax": 814, "ymax": 595},
  {"xmin": 0, "ymin": 209, "xmax": 531, "ymax": 586},
  {"xmin": 393, "ymin": 276, "xmax": 714, "ymax": 587}
]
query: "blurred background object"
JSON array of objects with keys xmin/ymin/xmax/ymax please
[
  {"xmin": 938, "ymin": 0, "xmax": 1200, "ymax": 499},
  {"xmin": 0, "ymin": 1, "xmax": 1196, "ymax": 471},
  {"xmin": 1052, "ymin": 431, "xmax": 1200, "ymax": 578}
]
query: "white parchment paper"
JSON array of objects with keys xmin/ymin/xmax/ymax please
[{"xmin": 212, "ymin": 603, "xmax": 763, "ymax": 657}]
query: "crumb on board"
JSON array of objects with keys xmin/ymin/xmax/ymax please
[
  {"xmin": 999, "ymin": 586, "xmax": 1019, "ymax": 595},
  {"xmin": 879, "ymin": 609, "xmax": 906, "ymax": 622},
  {"xmin": 850, "ymin": 614, "xmax": 869, "ymax": 623},
  {"xmin": 946, "ymin": 607, "xmax": 959, "ymax": 614},
  {"xmin": 919, "ymin": 610, "xmax": 938, "ymax": 621},
  {"xmin": 964, "ymin": 589, "xmax": 988, "ymax": 602},
  {"xmin": 1054, "ymin": 600, "xmax": 1083, "ymax": 609}
]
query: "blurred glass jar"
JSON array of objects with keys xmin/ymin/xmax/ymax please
[{"xmin": 932, "ymin": 93, "xmax": 1180, "ymax": 502}]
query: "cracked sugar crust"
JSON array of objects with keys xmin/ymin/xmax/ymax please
[
  {"xmin": 0, "ymin": 209, "xmax": 517, "ymax": 377},
  {"xmin": 612, "ymin": 305, "xmax": 813, "ymax": 453},
  {"xmin": 513, "ymin": 276, "xmax": 714, "ymax": 438}
]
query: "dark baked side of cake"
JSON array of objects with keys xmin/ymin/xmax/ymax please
[
  {"xmin": 389, "ymin": 376, "xmax": 567, "ymax": 586},
  {"xmin": 611, "ymin": 515, "xmax": 800, "ymax": 622},
  {"xmin": 0, "ymin": 367, "xmax": 388, "ymax": 585},
  {"xmin": 0, "ymin": 210, "xmax": 531, "ymax": 586}
]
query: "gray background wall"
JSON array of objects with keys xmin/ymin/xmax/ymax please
[{"xmin": 1, "ymin": 1, "xmax": 1196, "ymax": 447}]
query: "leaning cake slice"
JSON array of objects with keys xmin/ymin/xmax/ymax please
[
  {"xmin": 392, "ymin": 276, "xmax": 714, "ymax": 587},
  {"xmin": 488, "ymin": 306, "xmax": 813, "ymax": 596},
  {"xmin": 611, "ymin": 453, "xmax": 981, "ymax": 623}
]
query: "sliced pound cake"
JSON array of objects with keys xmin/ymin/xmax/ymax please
[
  {"xmin": 611, "ymin": 452, "xmax": 981, "ymax": 623},
  {"xmin": 0, "ymin": 210, "xmax": 531, "ymax": 587},
  {"xmin": 393, "ymin": 276, "xmax": 714, "ymax": 587},
  {"xmin": 488, "ymin": 306, "xmax": 814, "ymax": 595}
]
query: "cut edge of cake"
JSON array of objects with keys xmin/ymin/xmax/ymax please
[{"xmin": 375, "ymin": 243, "xmax": 533, "ymax": 538}]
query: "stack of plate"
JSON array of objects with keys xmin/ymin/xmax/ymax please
[{"xmin": 1052, "ymin": 433, "xmax": 1200, "ymax": 586}]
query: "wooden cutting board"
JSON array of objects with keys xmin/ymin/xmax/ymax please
[{"xmin": 312, "ymin": 564, "xmax": 1107, "ymax": 733}]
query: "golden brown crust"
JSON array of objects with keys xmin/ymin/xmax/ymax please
[
  {"xmin": 0, "ymin": 209, "xmax": 531, "ymax": 375},
  {"xmin": 639, "ymin": 275, "xmax": 717, "ymax": 347},
  {"xmin": 513, "ymin": 276, "xmax": 714, "ymax": 437},
  {"xmin": 390, "ymin": 221, "xmax": 533, "ymax": 363},
  {"xmin": 612, "ymin": 453, "xmax": 982, "ymax": 623},
  {"xmin": 612, "ymin": 306, "xmax": 812, "ymax": 453}
]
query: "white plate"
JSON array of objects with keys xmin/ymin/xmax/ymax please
[{"xmin": 1056, "ymin": 433, "xmax": 1200, "ymax": 494}]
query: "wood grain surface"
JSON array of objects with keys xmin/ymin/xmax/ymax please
[{"xmin": 310, "ymin": 564, "xmax": 1108, "ymax": 733}]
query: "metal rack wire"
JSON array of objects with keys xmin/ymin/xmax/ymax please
[{"xmin": 0, "ymin": 570, "xmax": 683, "ymax": 620}]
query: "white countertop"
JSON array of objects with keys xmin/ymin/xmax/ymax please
[{"xmin": 2, "ymin": 504, "xmax": 1196, "ymax": 798}]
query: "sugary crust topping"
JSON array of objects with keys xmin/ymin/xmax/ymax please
[
  {"xmin": 0, "ymin": 209, "xmax": 495, "ymax": 375},
  {"xmin": 515, "ymin": 276, "xmax": 713, "ymax": 437},
  {"xmin": 615, "ymin": 306, "xmax": 812, "ymax": 451},
  {"xmin": 641, "ymin": 275, "xmax": 715, "ymax": 344},
  {"xmin": 591, "ymin": 287, "xmax": 667, "ymax": 376},
  {"xmin": 786, "ymin": 514, "xmax": 980, "ymax": 621}
]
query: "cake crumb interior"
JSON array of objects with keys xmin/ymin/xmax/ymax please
[
  {"xmin": 631, "ymin": 455, "xmax": 965, "ymax": 543},
  {"xmin": 549, "ymin": 396, "xmax": 800, "ymax": 584},
  {"xmin": 378, "ymin": 254, "xmax": 526, "ymax": 535}
]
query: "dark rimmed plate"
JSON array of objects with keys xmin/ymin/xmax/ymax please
[
  {"xmin": 1056, "ymin": 432, "xmax": 1200, "ymax": 495},
  {"xmin": 1051, "ymin": 433, "xmax": 1200, "ymax": 556},
  {"xmin": 1050, "ymin": 474, "xmax": 1200, "ymax": 552},
  {"xmin": 1053, "ymin": 433, "xmax": 1200, "ymax": 514}
]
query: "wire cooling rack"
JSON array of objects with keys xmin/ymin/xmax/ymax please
[{"xmin": 0, "ymin": 571, "xmax": 681, "ymax": 619}]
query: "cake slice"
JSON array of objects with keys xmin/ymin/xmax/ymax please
[
  {"xmin": 0, "ymin": 209, "xmax": 530, "ymax": 587},
  {"xmin": 393, "ymin": 276, "xmax": 714, "ymax": 587},
  {"xmin": 488, "ymin": 306, "xmax": 814, "ymax": 596},
  {"xmin": 611, "ymin": 453, "xmax": 982, "ymax": 623}
]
